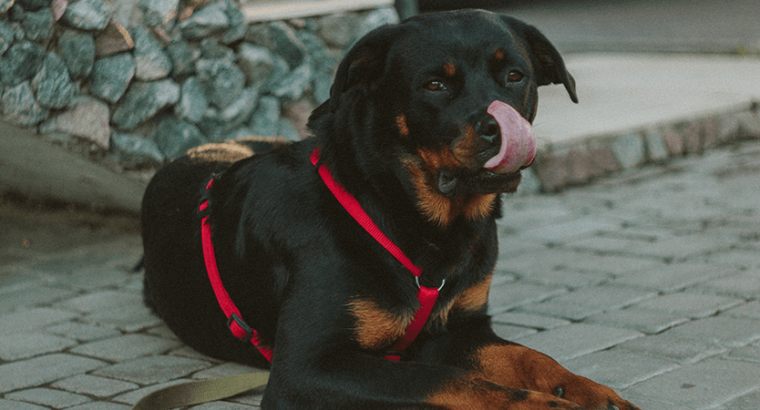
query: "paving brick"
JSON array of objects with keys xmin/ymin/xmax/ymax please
[
  {"xmin": 46, "ymin": 321, "xmax": 121, "ymax": 342},
  {"xmin": 0, "ymin": 283, "xmax": 75, "ymax": 314},
  {"xmin": 515, "ymin": 324, "xmax": 643, "ymax": 362},
  {"xmin": 0, "ymin": 332, "xmax": 78, "ymax": 360},
  {"xmin": 616, "ymin": 333, "xmax": 727, "ymax": 364},
  {"xmin": 0, "ymin": 308, "xmax": 79, "ymax": 336},
  {"xmin": 5, "ymin": 387, "xmax": 91, "ymax": 409},
  {"xmin": 84, "ymin": 304, "xmax": 162, "ymax": 332},
  {"xmin": 559, "ymin": 254, "xmax": 665, "ymax": 276},
  {"xmin": 491, "ymin": 312, "xmax": 571, "ymax": 330},
  {"xmin": 487, "ymin": 282, "xmax": 567, "ymax": 315},
  {"xmin": 71, "ymin": 334, "xmax": 182, "ymax": 361},
  {"xmin": 192, "ymin": 363, "xmax": 264, "ymax": 380},
  {"xmin": 585, "ymin": 307, "xmax": 689, "ymax": 334},
  {"xmin": 666, "ymin": 316, "xmax": 760, "ymax": 348},
  {"xmin": 705, "ymin": 250, "xmax": 760, "ymax": 270},
  {"xmin": 518, "ymin": 285, "xmax": 656, "ymax": 320},
  {"xmin": 0, "ymin": 399, "xmax": 49, "ymax": 410},
  {"xmin": 93, "ymin": 356, "xmax": 212, "ymax": 385},
  {"xmin": 0, "ymin": 353, "xmax": 107, "ymax": 393},
  {"xmin": 695, "ymin": 271, "xmax": 760, "ymax": 298},
  {"xmin": 516, "ymin": 269, "xmax": 607, "ymax": 289},
  {"xmin": 624, "ymin": 358, "xmax": 760, "ymax": 410},
  {"xmin": 726, "ymin": 301, "xmax": 760, "ymax": 320},
  {"xmin": 611, "ymin": 132, "xmax": 646, "ymax": 169},
  {"xmin": 52, "ymin": 266, "xmax": 134, "ymax": 291},
  {"xmin": 52, "ymin": 374, "xmax": 139, "ymax": 398},
  {"xmin": 635, "ymin": 292, "xmax": 744, "ymax": 319},
  {"xmin": 563, "ymin": 350, "xmax": 679, "ymax": 389},
  {"xmin": 519, "ymin": 216, "xmax": 622, "ymax": 243},
  {"xmin": 492, "ymin": 323, "xmax": 538, "ymax": 340},
  {"xmin": 724, "ymin": 342, "xmax": 760, "ymax": 363},
  {"xmin": 58, "ymin": 290, "xmax": 143, "ymax": 313},
  {"xmin": 611, "ymin": 263, "xmax": 737, "ymax": 292},
  {"xmin": 717, "ymin": 389, "xmax": 760, "ymax": 410}
]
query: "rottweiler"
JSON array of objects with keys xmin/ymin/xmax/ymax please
[{"xmin": 141, "ymin": 9, "xmax": 640, "ymax": 410}]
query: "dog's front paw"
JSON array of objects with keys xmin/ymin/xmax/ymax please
[
  {"xmin": 427, "ymin": 377, "xmax": 584, "ymax": 410},
  {"xmin": 551, "ymin": 377, "xmax": 640, "ymax": 410}
]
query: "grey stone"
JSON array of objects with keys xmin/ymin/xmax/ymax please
[
  {"xmin": 52, "ymin": 374, "xmax": 139, "ymax": 398},
  {"xmin": 271, "ymin": 61, "xmax": 313, "ymax": 101},
  {"xmin": 726, "ymin": 301, "xmax": 760, "ymax": 320},
  {"xmin": 263, "ymin": 54, "xmax": 291, "ymax": 93},
  {"xmin": 645, "ymin": 129, "xmax": 670, "ymax": 161},
  {"xmin": 109, "ymin": 131, "xmax": 165, "ymax": 167},
  {"xmin": 85, "ymin": 304, "xmax": 162, "ymax": 332},
  {"xmin": 57, "ymin": 30, "xmax": 96, "ymax": 80},
  {"xmin": 59, "ymin": 290, "xmax": 142, "ymax": 313},
  {"xmin": 720, "ymin": 389, "xmax": 760, "ymax": 410},
  {"xmin": 625, "ymin": 358, "xmax": 760, "ymax": 409},
  {"xmin": 237, "ymin": 43, "xmax": 274, "ymax": 86},
  {"xmin": 46, "ymin": 322, "xmax": 121, "ymax": 342},
  {"xmin": 0, "ymin": 308, "xmax": 78, "ymax": 336},
  {"xmin": 515, "ymin": 323, "xmax": 643, "ymax": 362},
  {"xmin": 725, "ymin": 343, "xmax": 760, "ymax": 363},
  {"xmin": 491, "ymin": 312, "xmax": 571, "ymax": 330},
  {"xmin": 62, "ymin": 0, "xmax": 112, "ymax": 31},
  {"xmin": 196, "ymin": 58, "xmax": 245, "ymax": 109},
  {"xmin": 317, "ymin": 13, "xmax": 358, "ymax": 48},
  {"xmin": 138, "ymin": 0, "xmax": 179, "ymax": 29},
  {"xmin": 93, "ymin": 356, "xmax": 211, "ymax": 385},
  {"xmin": 71, "ymin": 334, "xmax": 182, "ymax": 361},
  {"xmin": 91, "ymin": 53, "xmax": 135, "ymax": 103},
  {"xmin": 635, "ymin": 292, "xmax": 744, "ymax": 319},
  {"xmin": 221, "ymin": 0, "xmax": 246, "ymax": 44},
  {"xmin": 21, "ymin": 8, "xmax": 53, "ymax": 42},
  {"xmin": 612, "ymin": 263, "xmax": 735, "ymax": 293},
  {"xmin": 200, "ymin": 39, "xmax": 235, "ymax": 61},
  {"xmin": 696, "ymin": 271, "xmax": 760, "ymax": 299},
  {"xmin": 112, "ymin": 79, "xmax": 180, "ymax": 130},
  {"xmin": 32, "ymin": 52, "xmax": 75, "ymax": 109},
  {"xmin": 131, "ymin": 26, "xmax": 172, "ymax": 81},
  {"xmin": 0, "ymin": 398, "xmax": 51, "ymax": 410},
  {"xmin": 45, "ymin": 96, "xmax": 111, "ymax": 148},
  {"xmin": 18, "ymin": 0, "xmax": 49, "ymax": 11},
  {"xmin": 0, "ymin": 353, "xmax": 106, "ymax": 394},
  {"xmin": 521, "ymin": 285, "xmax": 656, "ymax": 321},
  {"xmin": 297, "ymin": 29, "xmax": 337, "ymax": 75},
  {"xmin": 492, "ymin": 323, "xmax": 538, "ymax": 340},
  {"xmin": 586, "ymin": 307, "xmax": 689, "ymax": 334},
  {"xmin": 175, "ymin": 76, "xmax": 208, "ymax": 123},
  {"xmin": 6, "ymin": 387, "xmax": 91, "ymax": 408},
  {"xmin": 487, "ymin": 282, "xmax": 567, "ymax": 315},
  {"xmin": 0, "ymin": 20, "xmax": 15, "ymax": 55},
  {"xmin": 66, "ymin": 403, "xmax": 131, "ymax": 410},
  {"xmin": 312, "ymin": 71, "xmax": 333, "ymax": 104},
  {"xmin": 111, "ymin": 379, "xmax": 191, "ymax": 405},
  {"xmin": 667, "ymin": 316, "xmax": 760, "ymax": 348},
  {"xmin": 617, "ymin": 332, "xmax": 726, "ymax": 364},
  {"xmin": 0, "ymin": 332, "xmax": 77, "ymax": 360},
  {"xmin": 218, "ymin": 86, "xmax": 259, "ymax": 126},
  {"xmin": 1, "ymin": 81, "xmax": 49, "ymax": 125},
  {"xmin": 9, "ymin": 4, "xmax": 26, "ymax": 21},
  {"xmin": 250, "ymin": 95, "xmax": 280, "ymax": 136},
  {"xmin": 0, "ymin": 0, "xmax": 14, "ymax": 14},
  {"xmin": 353, "ymin": 7, "xmax": 400, "ymax": 43},
  {"xmin": 563, "ymin": 350, "xmax": 679, "ymax": 389},
  {"xmin": 245, "ymin": 21, "xmax": 306, "ymax": 68},
  {"xmin": 176, "ymin": 1, "xmax": 228, "ymax": 40},
  {"xmin": 153, "ymin": 116, "xmax": 207, "ymax": 158},
  {"xmin": 611, "ymin": 132, "xmax": 646, "ymax": 169},
  {"xmin": 0, "ymin": 41, "xmax": 46, "ymax": 86},
  {"xmin": 166, "ymin": 39, "xmax": 199, "ymax": 77},
  {"xmin": 277, "ymin": 118, "xmax": 302, "ymax": 141}
]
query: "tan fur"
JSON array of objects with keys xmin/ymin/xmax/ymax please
[
  {"xmin": 348, "ymin": 299, "xmax": 414, "ymax": 350},
  {"xmin": 396, "ymin": 114, "xmax": 410, "ymax": 137}
]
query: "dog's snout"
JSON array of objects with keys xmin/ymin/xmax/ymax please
[{"xmin": 477, "ymin": 117, "xmax": 500, "ymax": 145}]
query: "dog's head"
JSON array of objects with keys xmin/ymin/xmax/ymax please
[{"xmin": 312, "ymin": 10, "xmax": 577, "ymax": 227}]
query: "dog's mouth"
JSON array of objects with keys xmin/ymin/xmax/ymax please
[{"xmin": 437, "ymin": 101, "xmax": 534, "ymax": 196}]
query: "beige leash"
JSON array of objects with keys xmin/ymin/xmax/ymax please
[{"xmin": 131, "ymin": 371, "xmax": 269, "ymax": 409}]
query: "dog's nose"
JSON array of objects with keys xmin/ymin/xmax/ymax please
[{"xmin": 477, "ymin": 117, "xmax": 500, "ymax": 145}]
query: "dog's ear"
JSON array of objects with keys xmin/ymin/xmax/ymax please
[
  {"xmin": 329, "ymin": 25, "xmax": 401, "ymax": 112},
  {"xmin": 504, "ymin": 16, "xmax": 578, "ymax": 104}
]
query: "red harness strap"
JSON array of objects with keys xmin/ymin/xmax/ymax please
[
  {"xmin": 199, "ymin": 150, "xmax": 441, "ymax": 363},
  {"xmin": 310, "ymin": 149, "xmax": 442, "ymax": 361},
  {"xmin": 200, "ymin": 179, "xmax": 274, "ymax": 363}
]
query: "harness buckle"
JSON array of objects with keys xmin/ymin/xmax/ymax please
[
  {"xmin": 415, "ymin": 276, "xmax": 446, "ymax": 291},
  {"xmin": 227, "ymin": 313, "xmax": 254, "ymax": 342}
]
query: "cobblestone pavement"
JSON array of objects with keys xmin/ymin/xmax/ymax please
[{"xmin": 1, "ymin": 139, "xmax": 760, "ymax": 409}]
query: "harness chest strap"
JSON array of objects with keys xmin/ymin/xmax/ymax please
[{"xmin": 199, "ymin": 150, "xmax": 441, "ymax": 364}]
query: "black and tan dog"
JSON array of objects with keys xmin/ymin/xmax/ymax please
[{"xmin": 142, "ymin": 9, "xmax": 640, "ymax": 410}]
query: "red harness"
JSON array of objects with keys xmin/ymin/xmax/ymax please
[{"xmin": 199, "ymin": 148, "xmax": 442, "ymax": 363}]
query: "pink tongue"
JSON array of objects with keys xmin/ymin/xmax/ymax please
[{"xmin": 483, "ymin": 101, "xmax": 536, "ymax": 174}]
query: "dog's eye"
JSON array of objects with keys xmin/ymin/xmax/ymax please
[
  {"xmin": 424, "ymin": 81, "xmax": 447, "ymax": 92},
  {"xmin": 507, "ymin": 71, "xmax": 524, "ymax": 83}
]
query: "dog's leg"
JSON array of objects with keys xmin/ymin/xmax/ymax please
[{"xmin": 418, "ymin": 321, "xmax": 640, "ymax": 410}]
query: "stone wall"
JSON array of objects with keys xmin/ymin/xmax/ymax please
[{"xmin": 0, "ymin": 0, "xmax": 399, "ymax": 175}]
